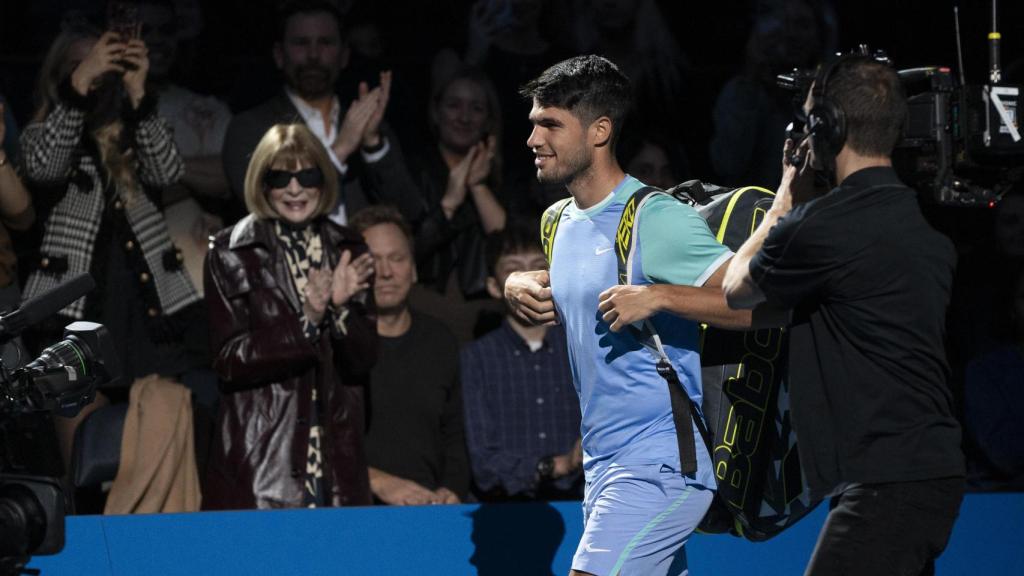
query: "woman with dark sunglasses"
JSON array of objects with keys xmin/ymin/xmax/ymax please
[{"xmin": 203, "ymin": 123, "xmax": 377, "ymax": 509}]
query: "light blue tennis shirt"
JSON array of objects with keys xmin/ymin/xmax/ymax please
[{"xmin": 548, "ymin": 175, "xmax": 731, "ymax": 489}]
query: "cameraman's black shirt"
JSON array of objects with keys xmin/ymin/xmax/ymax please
[{"xmin": 750, "ymin": 166, "xmax": 964, "ymax": 499}]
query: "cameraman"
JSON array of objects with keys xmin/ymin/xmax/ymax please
[{"xmin": 723, "ymin": 57, "xmax": 965, "ymax": 574}]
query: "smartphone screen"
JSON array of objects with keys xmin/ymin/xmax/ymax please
[{"xmin": 107, "ymin": 0, "xmax": 140, "ymax": 41}]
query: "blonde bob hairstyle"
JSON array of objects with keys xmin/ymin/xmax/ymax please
[{"xmin": 243, "ymin": 123, "xmax": 339, "ymax": 220}]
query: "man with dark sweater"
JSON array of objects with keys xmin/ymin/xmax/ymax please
[
  {"xmin": 352, "ymin": 205, "xmax": 469, "ymax": 505},
  {"xmin": 723, "ymin": 56, "xmax": 965, "ymax": 575}
]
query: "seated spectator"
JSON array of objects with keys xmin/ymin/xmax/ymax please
[
  {"xmin": 407, "ymin": 66, "xmax": 507, "ymax": 341},
  {"xmin": 20, "ymin": 18, "xmax": 203, "ymax": 468},
  {"xmin": 461, "ymin": 223, "xmax": 581, "ymax": 501},
  {"xmin": 350, "ymin": 205, "xmax": 470, "ymax": 505},
  {"xmin": 221, "ymin": 0, "xmax": 420, "ymax": 226},
  {"xmin": 204, "ymin": 123, "xmax": 376, "ymax": 509}
]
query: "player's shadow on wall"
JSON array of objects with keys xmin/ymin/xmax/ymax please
[{"xmin": 469, "ymin": 502, "xmax": 566, "ymax": 576}]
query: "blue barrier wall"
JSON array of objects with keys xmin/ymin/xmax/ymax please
[{"xmin": 28, "ymin": 493, "xmax": 1024, "ymax": 575}]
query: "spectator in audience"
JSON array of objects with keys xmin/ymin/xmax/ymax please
[
  {"xmin": 221, "ymin": 0, "xmax": 420, "ymax": 226},
  {"xmin": 141, "ymin": 0, "xmax": 232, "ymax": 206},
  {"xmin": 407, "ymin": 67, "xmax": 507, "ymax": 342},
  {"xmin": 415, "ymin": 69, "xmax": 507, "ymax": 286},
  {"xmin": 0, "ymin": 101, "xmax": 34, "ymax": 315},
  {"xmin": 20, "ymin": 19, "xmax": 203, "ymax": 466},
  {"xmin": 351, "ymin": 205, "xmax": 470, "ymax": 505},
  {"xmin": 204, "ymin": 123, "xmax": 376, "ymax": 509},
  {"xmin": 461, "ymin": 223, "xmax": 581, "ymax": 501}
]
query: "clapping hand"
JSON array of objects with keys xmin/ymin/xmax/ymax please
[
  {"xmin": 466, "ymin": 135, "xmax": 496, "ymax": 187},
  {"xmin": 334, "ymin": 86, "xmax": 381, "ymax": 163},
  {"xmin": 303, "ymin": 266, "xmax": 333, "ymax": 325},
  {"xmin": 334, "ymin": 71, "xmax": 394, "ymax": 163},
  {"xmin": 441, "ymin": 145, "xmax": 477, "ymax": 218},
  {"xmin": 361, "ymin": 71, "xmax": 392, "ymax": 150},
  {"xmin": 330, "ymin": 250, "xmax": 374, "ymax": 308}
]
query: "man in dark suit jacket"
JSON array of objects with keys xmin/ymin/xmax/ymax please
[{"xmin": 222, "ymin": 0, "xmax": 421, "ymax": 225}]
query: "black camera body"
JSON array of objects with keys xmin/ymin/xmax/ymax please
[
  {"xmin": 0, "ymin": 274, "xmax": 118, "ymax": 572},
  {"xmin": 0, "ymin": 474, "xmax": 64, "ymax": 559},
  {"xmin": 0, "ymin": 322, "xmax": 120, "ymax": 418},
  {"xmin": 895, "ymin": 67, "xmax": 1023, "ymax": 206},
  {"xmin": 778, "ymin": 51, "xmax": 1024, "ymax": 206}
]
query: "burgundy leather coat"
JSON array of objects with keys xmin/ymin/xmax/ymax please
[{"xmin": 202, "ymin": 215, "xmax": 376, "ymax": 509}]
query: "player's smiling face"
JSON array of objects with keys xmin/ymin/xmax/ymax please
[{"xmin": 526, "ymin": 101, "xmax": 593, "ymax": 185}]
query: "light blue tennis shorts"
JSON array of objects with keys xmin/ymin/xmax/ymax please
[{"xmin": 572, "ymin": 464, "xmax": 714, "ymax": 576}]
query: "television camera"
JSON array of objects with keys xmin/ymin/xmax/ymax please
[
  {"xmin": 0, "ymin": 274, "xmax": 119, "ymax": 575},
  {"xmin": 777, "ymin": 2, "xmax": 1024, "ymax": 207}
]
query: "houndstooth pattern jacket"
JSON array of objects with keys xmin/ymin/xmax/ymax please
[{"xmin": 19, "ymin": 89, "xmax": 200, "ymax": 321}]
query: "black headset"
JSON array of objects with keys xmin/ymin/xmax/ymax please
[
  {"xmin": 806, "ymin": 54, "xmax": 863, "ymax": 162},
  {"xmin": 803, "ymin": 48, "xmax": 893, "ymax": 172}
]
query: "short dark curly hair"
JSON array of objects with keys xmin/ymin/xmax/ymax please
[
  {"xmin": 520, "ymin": 55, "xmax": 632, "ymax": 149},
  {"xmin": 484, "ymin": 221, "xmax": 544, "ymax": 276},
  {"xmin": 822, "ymin": 58, "xmax": 907, "ymax": 157}
]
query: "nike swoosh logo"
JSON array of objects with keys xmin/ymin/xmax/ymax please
[
  {"xmin": 584, "ymin": 542, "xmax": 612, "ymax": 553},
  {"xmin": 595, "ymin": 246, "xmax": 614, "ymax": 255}
]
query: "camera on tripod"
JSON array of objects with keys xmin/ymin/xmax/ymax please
[
  {"xmin": 777, "ymin": 1, "xmax": 1024, "ymax": 207},
  {"xmin": 0, "ymin": 273, "xmax": 119, "ymax": 571}
]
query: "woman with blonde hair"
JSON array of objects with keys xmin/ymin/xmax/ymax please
[
  {"xmin": 204, "ymin": 123, "xmax": 376, "ymax": 508},
  {"xmin": 19, "ymin": 17, "xmax": 203, "ymax": 470},
  {"xmin": 404, "ymin": 66, "xmax": 507, "ymax": 341}
]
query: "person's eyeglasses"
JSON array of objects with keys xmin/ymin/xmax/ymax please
[{"xmin": 263, "ymin": 167, "xmax": 324, "ymax": 189}]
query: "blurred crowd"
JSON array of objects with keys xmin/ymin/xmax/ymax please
[{"xmin": 0, "ymin": 0, "xmax": 1019, "ymax": 514}]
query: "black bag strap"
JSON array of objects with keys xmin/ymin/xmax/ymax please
[{"xmin": 614, "ymin": 185, "xmax": 711, "ymax": 474}]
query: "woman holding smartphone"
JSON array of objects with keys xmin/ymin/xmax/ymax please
[
  {"xmin": 20, "ymin": 18, "xmax": 203, "ymax": 466},
  {"xmin": 203, "ymin": 124, "xmax": 376, "ymax": 509}
]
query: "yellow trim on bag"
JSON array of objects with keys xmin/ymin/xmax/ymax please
[{"xmin": 716, "ymin": 187, "xmax": 773, "ymax": 243}]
